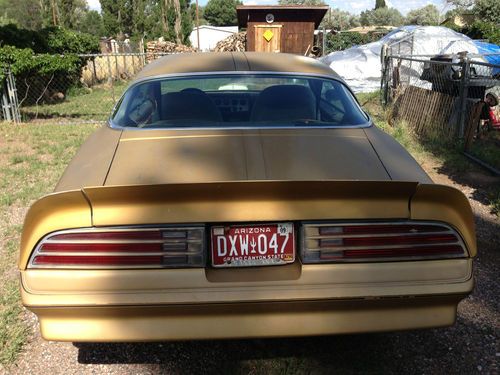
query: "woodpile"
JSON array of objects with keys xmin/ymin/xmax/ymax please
[
  {"xmin": 214, "ymin": 32, "xmax": 246, "ymax": 52},
  {"xmin": 146, "ymin": 39, "xmax": 196, "ymax": 62}
]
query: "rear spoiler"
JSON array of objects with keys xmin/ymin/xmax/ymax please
[{"xmin": 19, "ymin": 181, "xmax": 476, "ymax": 268}]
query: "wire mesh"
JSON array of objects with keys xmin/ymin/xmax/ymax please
[
  {"xmin": 13, "ymin": 52, "xmax": 173, "ymax": 123},
  {"xmin": 383, "ymin": 53, "xmax": 500, "ymax": 173}
]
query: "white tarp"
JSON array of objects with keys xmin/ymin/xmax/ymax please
[{"xmin": 320, "ymin": 26, "xmax": 481, "ymax": 93}]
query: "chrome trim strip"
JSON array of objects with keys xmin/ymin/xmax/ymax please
[
  {"xmin": 43, "ymin": 239, "xmax": 203, "ymax": 244},
  {"xmin": 301, "ymin": 220, "xmax": 468, "ymax": 263},
  {"xmin": 306, "ymin": 242, "xmax": 461, "ymax": 252},
  {"xmin": 306, "ymin": 230, "xmax": 454, "ymax": 239},
  {"xmin": 35, "ymin": 251, "xmax": 203, "ymax": 256},
  {"xmin": 29, "ymin": 225, "xmax": 206, "ymax": 269}
]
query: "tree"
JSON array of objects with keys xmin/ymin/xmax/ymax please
[
  {"xmin": 204, "ymin": 0, "xmax": 241, "ymax": 26},
  {"xmin": 473, "ymin": 0, "xmax": 500, "ymax": 23},
  {"xmin": 405, "ymin": 4, "xmax": 440, "ymax": 26},
  {"xmin": 77, "ymin": 10, "xmax": 105, "ymax": 37},
  {"xmin": 278, "ymin": 0, "xmax": 325, "ymax": 4},
  {"xmin": 0, "ymin": 0, "xmax": 44, "ymax": 30},
  {"xmin": 360, "ymin": 7, "xmax": 404, "ymax": 26},
  {"xmin": 189, "ymin": 3, "xmax": 208, "ymax": 26},
  {"xmin": 375, "ymin": 0, "xmax": 386, "ymax": 9},
  {"xmin": 320, "ymin": 8, "xmax": 360, "ymax": 30},
  {"xmin": 445, "ymin": 0, "xmax": 475, "ymax": 9}
]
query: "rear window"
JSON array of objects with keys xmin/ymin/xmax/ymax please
[{"xmin": 111, "ymin": 74, "xmax": 369, "ymax": 128}]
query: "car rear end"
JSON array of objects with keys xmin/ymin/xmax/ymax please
[{"xmin": 19, "ymin": 180, "xmax": 475, "ymax": 341}]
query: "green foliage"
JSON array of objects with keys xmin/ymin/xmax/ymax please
[
  {"xmin": 405, "ymin": 5, "xmax": 440, "ymax": 26},
  {"xmin": 278, "ymin": 0, "xmax": 325, "ymax": 4},
  {"xmin": 77, "ymin": 10, "xmax": 106, "ymax": 37},
  {"xmin": 465, "ymin": 20, "xmax": 500, "ymax": 44},
  {"xmin": 0, "ymin": 25, "xmax": 97, "ymax": 104},
  {"xmin": 473, "ymin": 0, "xmax": 500, "ymax": 23},
  {"xmin": 0, "ymin": 24, "xmax": 99, "ymax": 54},
  {"xmin": 320, "ymin": 8, "xmax": 360, "ymax": 30},
  {"xmin": 360, "ymin": 7, "xmax": 404, "ymax": 26},
  {"xmin": 445, "ymin": 0, "xmax": 475, "ymax": 9},
  {"xmin": 325, "ymin": 30, "xmax": 389, "ymax": 53},
  {"xmin": 204, "ymin": 0, "xmax": 241, "ymax": 26},
  {"xmin": 0, "ymin": 0, "xmax": 44, "ymax": 30},
  {"xmin": 375, "ymin": 0, "xmax": 386, "ymax": 9}
]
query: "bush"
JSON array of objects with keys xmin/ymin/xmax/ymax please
[
  {"xmin": 0, "ymin": 24, "xmax": 99, "ymax": 54},
  {"xmin": 0, "ymin": 25, "xmax": 99, "ymax": 104},
  {"xmin": 466, "ymin": 21, "xmax": 500, "ymax": 44},
  {"xmin": 325, "ymin": 31, "xmax": 389, "ymax": 54},
  {"xmin": 0, "ymin": 46, "xmax": 82, "ymax": 104}
]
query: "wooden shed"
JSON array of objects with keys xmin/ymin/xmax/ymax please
[{"xmin": 236, "ymin": 5, "xmax": 328, "ymax": 55}]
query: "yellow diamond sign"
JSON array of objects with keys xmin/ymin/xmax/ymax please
[{"xmin": 263, "ymin": 29, "xmax": 274, "ymax": 42}]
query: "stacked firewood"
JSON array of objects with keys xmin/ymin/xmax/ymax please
[
  {"xmin": 146, "ymin": 39, "xmax": 196, "ymax": 61},
  {"xmin": 214, "ymin": 32, "xmax": 246, "ymax": 52}
]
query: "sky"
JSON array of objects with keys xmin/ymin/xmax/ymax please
[{"xmin": 86, "ymin": 0, "xmax": 452, "ymax": 16}]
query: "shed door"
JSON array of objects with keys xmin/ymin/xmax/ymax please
[{"xmin": 254, "ymin": 25, "xmax": 282, "ymax": 53}]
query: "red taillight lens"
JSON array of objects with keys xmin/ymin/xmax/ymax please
[
  {"xmin": 302, "ymin": 222, "xmax": 468, "ymax": 263},
  {"xmin": 28, "ymin": 227, "xmax": 205, "ymax": 269}
]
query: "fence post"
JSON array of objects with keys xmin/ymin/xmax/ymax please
[
  {"xmin": 106, "ymin": 54, "xmax": 116, "ymax": 104},
  {"xmin": 457, "ymin": 58, "xmax": 470, "ymax": 138},
  {"xmin": 114, "ymin": 54, "xmax": 119, "ymax": 80},
  {"xmin": 123, "ymin": 53, "xmax": 127, "ymax": 78},
  {"xmin": 1, "ymin": 67, "xmax": 21, "ymax": 123},
  {"xmin": 92, "ymin": 59, "xmax": 97, "ymax": 85}
]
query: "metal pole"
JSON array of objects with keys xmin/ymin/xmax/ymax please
[
  {"xmin": 92, "ymin": 59, "xmax": 97, "ymax": 85},
  {"xmin": 196, "ymin": 0, "xmax": 201, "ymax": 51},
  {"xmin": 106, "ymin": 55, "xmax": 116, "ymax": 104},
  {"xmin": 322, "ymin": 26, "xmax": 326, "ymax": 57},
  {"xmin": 457, "ymin": 58, "xmax": 470, "ymax": 138}
]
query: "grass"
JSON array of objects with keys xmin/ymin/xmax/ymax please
[
  {"xmin": 0, "ymin": 122, "xmax": 98, "ymax": 364},
  {"xmin": 20, "ymin": 82, "xmax": 128, "ymax": 122},
  {"xmin": 0, "ymin": 89, "xmax": 497, "ymax": 365},
  {"xmin": 468, "ymin": 132, "xmax": 500, "ymax": 171},
  {"xmin": 358, "ymin": 91, "xmax": 478, "ymax": 172}
]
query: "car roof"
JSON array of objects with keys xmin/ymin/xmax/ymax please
[{"xmin": 135, "ymin": 52, "xmax": 340, "ymax": 80}]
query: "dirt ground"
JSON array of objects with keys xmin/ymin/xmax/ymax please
[{"xmin": 2, "ymin": 155, "xmax": 499, "ymax": 375}]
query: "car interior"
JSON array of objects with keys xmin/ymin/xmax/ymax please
[{"xmin": 114, "ymin": 78, "xmax": 369, "ymax": 127}]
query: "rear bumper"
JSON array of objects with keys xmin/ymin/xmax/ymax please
[
  {"xmin": 21, "ymin": 259, "xmax": 474, "ymax": 341},
  {"xmin": 30, "ymin": 296, "xmax": 466, "ymax": 341}
]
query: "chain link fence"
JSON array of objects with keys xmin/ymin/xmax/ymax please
[
  {"xmin": 0, "ymin": 52, "xmax": 173, "ymax": 123},
  {"xmin": 381, "ymin": 53, "xmax": 500, "ymax": 174}
]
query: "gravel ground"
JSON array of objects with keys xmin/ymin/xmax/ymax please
[{"xmin": 2, "ymin": 160, "xmax": 499, "ymax": 375}]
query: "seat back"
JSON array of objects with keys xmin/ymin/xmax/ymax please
[
  {"xmin": 250, "ymin": 85, "xmax": 316, "ymax": 122},
  {"xmin": 161, "ymin": 91, "xmax": 222, "ymax": 122}
]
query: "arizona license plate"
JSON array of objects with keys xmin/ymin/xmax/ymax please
[{"xmin": 211, "ymin": 223, "xmax": 295, "ymax": 267}]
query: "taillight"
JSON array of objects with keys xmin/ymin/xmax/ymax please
[
  {"xmin": 301, "ymin": 222, "xmax": 468, "ymax": 263},
  {"xmin": 28, "ymin": 227, "xmax": 206, "ymax": 269}
]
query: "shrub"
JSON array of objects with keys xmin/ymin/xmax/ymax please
[
  {"xmin": 325, "ymin": 31, "xmax": 389, "ymax": 54},
  {"xmin": 0, "ymin": 46, "xmax": 82, "ymax": 104},
  {"xmin": 0, "ymin": 24, "xmax": 99, "ymax": 54},
  {"xmin": 0, "ymin": 25, "xmax": 99, "ymax": 104}
]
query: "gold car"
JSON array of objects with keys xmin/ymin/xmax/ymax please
[{"xmin": 19, "ymin": 52, "xmax": 475, "ymax": 342}]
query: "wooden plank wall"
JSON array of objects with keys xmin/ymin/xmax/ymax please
[
  {"xmin": 247, "ymin": 21, "xmax": 314, "ymax": 54},
  {"xmin": 391, "ymin": 86, "xmax": 456, "ymax": 139}
]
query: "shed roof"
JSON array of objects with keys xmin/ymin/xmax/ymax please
[
  {"xmin": 236, "ymin": 5, "xmax": 328, "ymax": 29},
  {"xmin": 135, "ymin": 52, "xmax": 338, "ymax": 80}
]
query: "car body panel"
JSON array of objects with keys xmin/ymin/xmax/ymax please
[
  {"xmin": 135, "ymin": 52, "xmax": 339, "ymax": 81},
  {"xmin": 30, "ymin": 296, "xmax": 464, "ymax": 341},
  {"xmin": 21, "ymin": 259, "xmax": 472, "ymax": 305},
  {"xmin": 19, "ymin": 52, "xmax": 476, "ymax": 341},
  {"xmin": 105, "ymin": 129, "xmax": 390, "ymax": 185},
  {"xmin": 55, "ymin": 126, "xmax": 122, "ymax": 192},
  {"xmin": 363, "ymin": 126, "xmax": 433, "ymax": 183},
  {"xmin": 19, "ymin": 181, "xmax": 475, "ymax": 269}
]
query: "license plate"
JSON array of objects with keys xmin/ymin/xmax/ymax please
[{"xmin": 211, "ymin": 223, "xmax": 295, "ymax": 267}]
